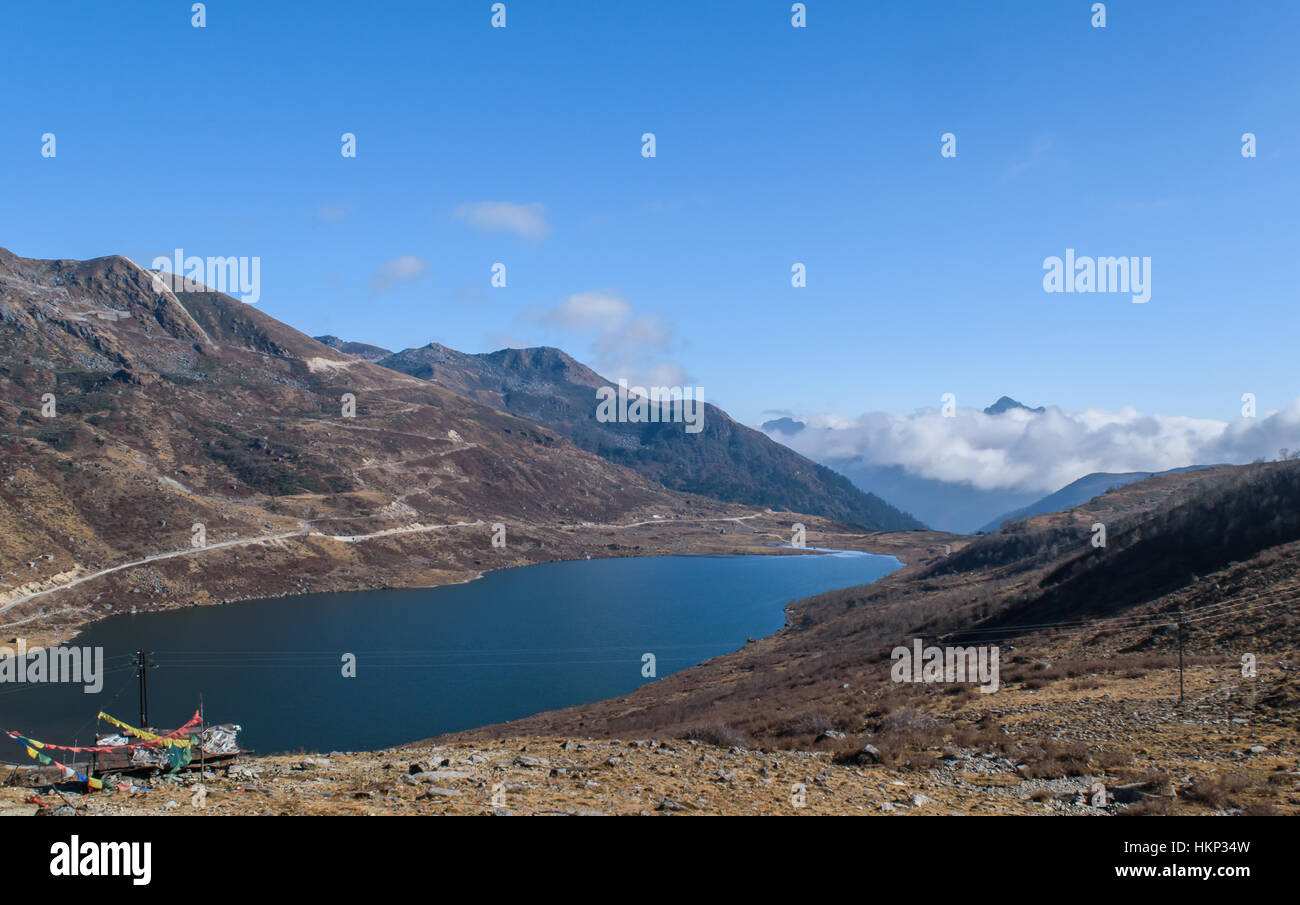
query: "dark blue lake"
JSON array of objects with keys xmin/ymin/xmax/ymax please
[{"xmin": 0, "ymin": 552, "xmax": 898, "ymax": 755}]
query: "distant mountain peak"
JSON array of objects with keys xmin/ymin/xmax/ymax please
[
  {"xmin": 312, "ymin": 336, "xmax": 393, "ymax": 362},
  {"xmin": 984, "ymin": 396, "xmax": 1045, "ymax": 415}
]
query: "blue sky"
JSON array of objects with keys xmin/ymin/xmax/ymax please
[{"xmin": 3, "ymin": 0, "xmax": 1297, "ymax": 429}]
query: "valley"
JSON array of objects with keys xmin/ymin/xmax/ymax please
[{"xmin": 1, "ymin": 248, "xmax": 1296, "ymax": 818}]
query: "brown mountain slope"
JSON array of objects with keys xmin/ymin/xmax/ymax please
[
  {"xmin": 0, "ymin": 248, "xmax": 842, "ymax": 643},
  {"xmin": 449, "ymin": 461, "xmax": 1300, "ymax": 755},
  {"xmin": 368, "ymin": 342, "xmax": 924, "ymax": 531}
]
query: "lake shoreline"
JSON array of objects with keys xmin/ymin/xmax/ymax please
[
  {"xmin": 0, "ymin": 545, "xmax": 913, "ymax": 756},
  {"xmin": 2, "ymin": 509, "xmax": 958, "ymax": 654}
]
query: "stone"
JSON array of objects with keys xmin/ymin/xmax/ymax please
[{"xmin": 404, "ymin": 770, "xmax": 471, "ymax": 784}]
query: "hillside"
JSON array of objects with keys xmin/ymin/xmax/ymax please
[
  {"xmin": 441, "ymin": 461, "xmax": 1300, "ymax": 813},
  {"xmin": 367, "ymin": 342, "xmax": 923, "ymax": 531},
  {"xmin": 979, "ymin": 466, "xmax": 1206, "ymax": 533}
]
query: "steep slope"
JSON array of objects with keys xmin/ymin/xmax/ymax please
[
  {"xmin": 941, "ymin": 461, "xmax": 1300, "ymax": 635},
  {"xmin": 372, "ymin": 342, "xmax": 923, "ymax": 531}
]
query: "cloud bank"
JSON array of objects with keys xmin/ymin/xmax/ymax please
[{"xmin": 765, "ymin": 401, "xmax": 1300, "ymax": 494}]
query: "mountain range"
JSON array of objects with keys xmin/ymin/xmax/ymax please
[
  {"xmin": 0, "ymin": 247, "xmax": 921, "ymax": 644},
  {"xmin": 1, "ymin": 248, "xmax": 826, "ymax": 639},
  {"xmin": 320, "ymin": 340, "xmax": 923, "ymax": 532}
]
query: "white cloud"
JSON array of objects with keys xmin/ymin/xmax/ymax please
[
  {"xmin": 454, "ymin": 201, "xmax": 551, "ymax": 242},
  {"xmin": 315, "ymin": 203, "xmax": 347, "ymax": 222},
  {"xmin": 369, "ymin": 255, "xmax": 429, "ymax": 296},
  {"xmin": 765, "ymin": 401, "xmax": 1300, "ymax": 494},
  {"xmin": 526, "ymin": 291, "xmax": 690, "ymax": 387},
  {"xmin": 539, "ymin": 291, "xmax": 630, "ymax": 331}
]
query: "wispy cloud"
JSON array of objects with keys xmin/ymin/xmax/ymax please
[
  {"xmin": 369, "ymin": 255, "xmax": 429, "ymax": 296},
  {"xmin": 454, "ymin": 201, "xmax": 551, "ymax": 242},
  {"xmin": 538, "ymin": 291, "xmax": 630, "ymax": 331},
  {"xmin": 1004, "ymin": 135, "xmax": 1053, "ymax": 181},
  {"xmin": 522, "ymin": 291, "xmax": 689, "ymax": 387},
  {"xmin": 315, "ymin": 203, "xmax": 347, "ymax": 222}
]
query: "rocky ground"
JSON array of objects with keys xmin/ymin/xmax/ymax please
[{"xmin": 3, "ymin": 660, "xmax": 1293, "ymax": 816}]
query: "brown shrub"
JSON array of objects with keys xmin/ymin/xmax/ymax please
[
  {"xmin": 1122, "ymin": 797, "xmax": 1179, "ymax": 816},
  {"xmin": 778, "ymin": 712, "xmax": 838, "ymax": 737},
  {"xmin": 681, "ymin": 723, "xmax": 751, "ymax": 749},
  {"xmin": 1241, "ymin": 803, "xmax": 1281, "ymax": 816},
  {"xmin": 1183, "ymin": 773, "xmax": 1253, "ymax": 809}
]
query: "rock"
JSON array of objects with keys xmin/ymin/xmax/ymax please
[
  {"xmin": 911, "ymin": 793, "xmax": 934, "ymax": 806},
  {"xmin": 405, "ymin": 770, "xmax": 471, "ymax": 784},
  {"xmin": 1250, "ymin": 745, "xmax": 1267, "ymax": 754},
  {"xmin": 857, "ymin": 744, "xmax": 882, "ymax": 764},
  {"xmin": 513, "ymin": 755, "xmax": 550, "ymax": 768},
  {"xmin": 1111, "ymin": 782, "xmax": 1150, "ymax": 804},
  {"xmin": 819, "ymin": 729, "xmax": 846, "ymax": 741}
]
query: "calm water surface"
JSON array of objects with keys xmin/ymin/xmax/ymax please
[{"xmin": 0, "ymin": 552, "xmax": 898, "ymax": 755}]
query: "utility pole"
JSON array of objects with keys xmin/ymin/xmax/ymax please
[
  {"xmin": 1177, "ymin": 611, "xmax": 1185, "ymax": 705},
  {"xmin": 133, "ymin": 649, "xmax": 156, "ymax": 729}
]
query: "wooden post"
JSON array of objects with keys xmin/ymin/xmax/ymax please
[{"xmin": 199, "ymin": 694, "xmax": 205, "ymax": 779}]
